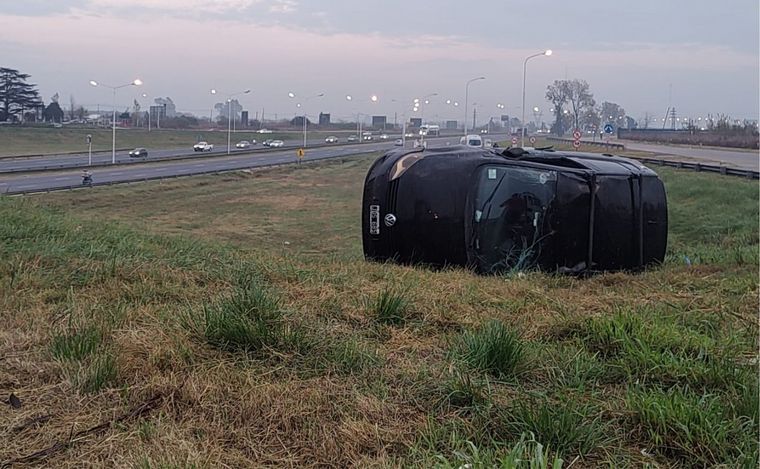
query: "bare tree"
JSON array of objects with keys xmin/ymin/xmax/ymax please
[
  {"xmin": 545, "ymin": 80, "xmax": 570, "ymax": 136},
  {"xmin": 565, "ymin": 79, "xmax": 595, "ymax": 131}
]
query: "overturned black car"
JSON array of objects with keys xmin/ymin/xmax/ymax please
[{"xmin": 362, "ymin": 146, "xmax": 667, "ymax": 274}]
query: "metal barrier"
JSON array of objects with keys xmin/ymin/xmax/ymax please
[
  {"xmin": 632, "ymin": 157, "xmax": 758, "ymax": 179},
  {"xmin": 545, "ymin": 136, "xmax": 626, "ymax": 150}
]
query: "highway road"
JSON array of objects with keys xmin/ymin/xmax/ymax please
[
  {"xmin": 0, "ymin": 136, "xmax": 379, "ymax": 173},
  {"xmin": 0, "ymin": 134, "xmax": 475, "ymax": 194},
  {"xmin": 620, "ymin": 140, "xmax": 759, "ymax": 171}
]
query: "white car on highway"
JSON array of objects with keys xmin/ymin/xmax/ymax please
[
  {"xmin": 235, "ymin": 140, "xmax": 254, "ymax": 149},
  {"xmin": 269, "ymin": 139, "xmax": 284, "ymax": 148},
  {"xmin": 258, "ymin": 128, "xmax": 272, "ymax": 134},
  {"xmin": 193, "ymin": 141, "xmax": 214, "ymax": 152},
  {"xmin": 325, "ymin": 136, "xmax": 339, "ymax": 143}
]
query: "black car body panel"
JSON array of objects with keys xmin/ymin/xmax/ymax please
[{"xmin": 362, "ymin": 146, "xmax": 667, "ymax": 274}]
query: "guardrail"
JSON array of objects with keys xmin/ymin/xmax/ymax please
[
  {"xmin": 632, "ymin": 157, "xmax": 758, "ymax": 179},
  {"xmin": 545, "ymin": 136, "xmax": 626, "ymax": 150},
  {"xmin": 1, "ymin": 148, "xmax": 384, "ymax": 196}
]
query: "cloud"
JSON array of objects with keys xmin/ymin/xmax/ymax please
[
  {"xmin": 86, "ymin": 0, "xmax": 262, "ymax": 13},
  {"xmin": 269, "ymin": 0, "xmax": 297, "ymax": 14}
]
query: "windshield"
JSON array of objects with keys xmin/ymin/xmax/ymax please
[{"xmin": 472, "ymin": 166, "xmax": 557, "ymax": 272}]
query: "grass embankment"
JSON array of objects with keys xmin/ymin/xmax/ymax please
[
  {"xmin": 1, "ymin": 155, "xmax": 757, "ymax": 467},
  {"xmin": 0, "ymin": 127, "xmax": 362, "ymax": 157}
]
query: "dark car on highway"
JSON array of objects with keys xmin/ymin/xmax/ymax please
[
  {"xmin": 362, "ymin": 146, "xmax": 667, "ymax": 275},
  {"xmin": 129, "ymin": 148, "xmax": 148, "ymax": 158}
]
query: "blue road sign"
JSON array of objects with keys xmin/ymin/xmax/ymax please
[{"xmin": 603, "ymin": 124, "xmax": 614, "ymax": 134}]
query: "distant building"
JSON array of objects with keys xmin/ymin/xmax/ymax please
[
  {"xmin": 154, "ymin": 97, "xmax": 176, "ymax": 118},
  {"xmin": 241, "ymin": 111, "xmax": 249, "ymax": 127},
  {"xmin": 319, "ymin": 112, "xmax": 331, "ymax": 125},
  {"xmin": 372, "ymin": 115, "xmax": 386, "ymax": 128},
  {"xmin": 446, "ymin": 120, "xmax": 458, "ymax": 130}
]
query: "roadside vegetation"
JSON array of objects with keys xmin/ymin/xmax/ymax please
[{"xmin": 1, "ymin": 153, "xmax": 757, "ymax": 467}]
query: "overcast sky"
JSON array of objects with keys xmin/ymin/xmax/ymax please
[{"xmin": 1, "ymin": 0, "xmax": 758, "ymax": 124}]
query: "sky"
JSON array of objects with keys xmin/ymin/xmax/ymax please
[{"xmin": 1, "ymin": 0, "xmax": 758, "ymax": 125}]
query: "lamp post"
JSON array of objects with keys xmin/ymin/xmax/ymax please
[
  {"xmin": 212, "ymin": 88, "xmax": 251, "ymax": 154},
  {"xmin": 464, "ymin": 77, "xmax": 485, "ymax": 136},
  {"xmin": 521, "ymin": 49, "xmax": 552, "ymax": 147},
  {"xmin": 346, "ymin": 94, "xmax": 378, "ymax": 143},
  {"xmin": 289, "ymin": 92, "xmax": 324, "ymax": 148},
  {"xmin": 89, "ymin": 78, "xmax": 142, "ymax": 164}
]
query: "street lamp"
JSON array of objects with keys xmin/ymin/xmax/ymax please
[
  {"xmin": 89, "ymin": 78, "xmax": 142, "ymax": 164},
  {"xmin": 464, "ymin": 77, "xmax": 485, "ymax": 135},
  {"xmin": 211, "ymin": 89, "xmax": 251, "ymax": 154},
  {"xmin": 289, "ymin": 92, "xmax": 324, "ymax": 148},
  {"xmin": 346, "ymin": 94, "xmax": 379, "ymax": 143},
  {"xmin": 521, "ymin": 49, "xmax": 552, "ymax": 147}
]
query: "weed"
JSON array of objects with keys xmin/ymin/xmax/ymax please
[
  {"xmin": 451, "ymin": 320, "xmax": 524, "ymax": 378},
  {"xmin": 200, "ymin": 284, "xmax": 283, "ymax": 353},
  {"xmin": 435, "ymin": 433, "xmax": 563, "ymax": 469},
  {"xmin": 498, "ymin": 397, "xmax": 609, "ymax": 457},
  {"xmin": 368, "ymin": 287, "xmax": 410, "ymax": 325},
  {"xmin": 437, "ymin": 367, "xmax": 490, "ymax": 410},
  {"xmin": 72, "ymin": 351, "xmax": 118, "ymax": 394},
  {"xmin": 51, "ymin": 325, "xmax": 102, "ymax": 361}
]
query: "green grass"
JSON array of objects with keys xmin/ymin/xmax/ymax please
[
  {"xmin": 627, "ymin": 386, "xmax": 758, "ymax": 467},
  {"xmin": 191, "ymin": 283, "xmax": 283, "ymax": 354},
  {"xmin": 0, "ymin": 153, "xmax": 756, "ymax": 467},
  {"xmin": 51, "ymin": 325, "xmax": 102, "ymax": 361},
  {"xmin": 368, "ymin": 287, "xmax": 411, "ymax": 325},
  {"xmin": 451, "ymin": 320, "xmax": 525, "ymax": 379},
  {"xmin": 498, "ymin": 397, "xmax": 610, "ymax": 457}
]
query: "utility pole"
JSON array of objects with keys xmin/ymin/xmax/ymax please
[{"xmin": 472, "ymin": 107, "xmax": 477, "ymax": 131}]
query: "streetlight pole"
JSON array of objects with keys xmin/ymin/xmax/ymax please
[
  {"xmin": 289, "ymin": 92, "xmax": 324, "ymax": 148},
  {"xmin": 521, "ymin": 49, "xmax": 552, "ymax": 147},
  {"xmin": 212, "ymin": 88, "xmax": 251, "ymax": 154},
  {"xmin": 464, "ymin": 77, "xmax": 485, "ymax": 136},
  {"xmin": 90, "ymin": 78, "xmax": 143, "ymax": 164}
]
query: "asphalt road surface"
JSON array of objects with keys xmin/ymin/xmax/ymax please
[
  {"xmin": 0, "ymin": 136, "xmax": 373, "ymax": 172},
  {"xmin": 619, "ymin": 140, "xmax": 759, "ymax": 171},
  {"xmin": 0, "ymin": 134, "xmax": 475, "ymax": 194}
]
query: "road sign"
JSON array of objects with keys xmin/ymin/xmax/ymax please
[
  {"xmin": 511, "ymin": 136, "xmax": 518, "ymax": 145},
  {"xmin": 572, "ymin": 129, "xmax": 581, "ymax": 140},
  {"xmin": 86, "ymin": 134, "xmax": 92, "ymax": 144},
  {"xmin": 604, "ymin": 124, "xmax": 614, "ymax": 134},
  {"xmin": 529, "ymin": 136, "xmax": 536, "ymax": 144},
  {"xmin": 573, "ymin": 140, "xmax": 582, "ymax": 149},
  {"xmin": 297, "ymin": 148, "xmax": 305, "ymax": 158}
]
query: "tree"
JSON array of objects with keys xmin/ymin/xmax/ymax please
[
  {"xmin": 43, "ymin": 101, "xmax": 64, "ymax": 123},
  {"xmin": 600, "ymin": 102, "xmax": 626, "ymax": 129},
  {"xmin": 214, "ymin": 99, "xmax": 242, "ymax": 125},
  {"xmin": 0, "ymin": 68, "xmax": 42, "ymax": 122},
  {"xmin": 545, "ymin": 80, "xmax": 570, "ymax": 135},
  {"xmin": 290, "ymin": 116, "xmax": 311, "ymax": 126},
  {"xmin": 565, "ymin": 79, "xmax": 595, "ymax": 131}
]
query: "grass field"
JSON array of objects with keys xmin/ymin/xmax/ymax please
[
  {"xmin": 0, "ymin": 127, "xmax": 362, "ymax": 157},
  {"xmin": 1, "ymin": 153, "xmax": 757, "ymax": 467}
]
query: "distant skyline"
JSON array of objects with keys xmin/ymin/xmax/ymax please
[{"xmin": 1, "ymin": 0, "xmax": 758, "ymax": 123}]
